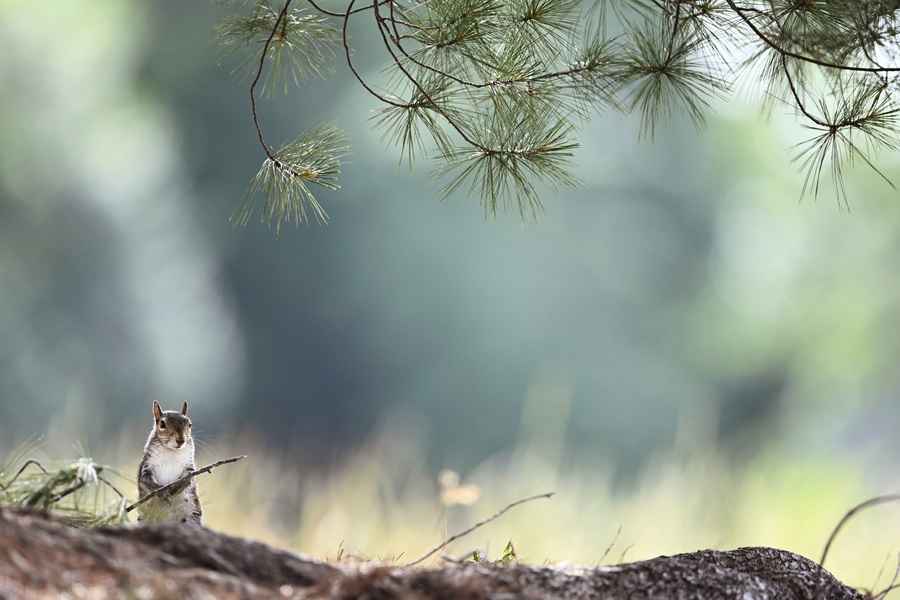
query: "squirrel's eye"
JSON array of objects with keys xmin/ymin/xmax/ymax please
[{"xmin": 159, "ymin": 420, "xmax": 166, "ymax": 430}]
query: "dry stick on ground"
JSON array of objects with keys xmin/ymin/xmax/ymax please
[
  {"xmin": 869, "ymin": 551, "xmax": 891, "ymax": 594},
  {"xmin": 816, "ymin": 493, "xmax": 900, "ymax": 599},
  {"xmin": 125, "ymin": 456, "xmax": 247, "ymax": 514},
  {"xmin": 598, "ymin": 524, "xmax": 623, "ymax": 565},
  {"xmin": 618, "ymin": 544, "xmax": 634, "ymax": 565},
  {"xmin": 872, "ymin": 554, "xmax": 900, "ymax": 600},
  {"xmin": 819, "ymin": 494, "xmax": 900, "ymax": 568},
  {"xmin": 404, "ymin": 492, "xmax": 554, "ymax": 567}
]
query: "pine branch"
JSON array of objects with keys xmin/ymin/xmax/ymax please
[
  {"xmin": 620, "ymin": 17, "xmax": 728, "ymax": 138},
  {"xmin": 213, "ymin": 0, "xmax": 900, "ymax": 225},
  {"xmin": 438, "ymin": 113, "xmax": 579, "ymax": 217},
  {"xmin": 217, "ymin": 3, "xmax": 339, "ymax": 93},
  {"xmin": 232, "ymin": 124, "xmax": 349, "ymax": 230},
  {"xmin": 228, "ymin": 0, "xmax": 349, "ymax": 230},
  {"xmin": 249, "ymin": 0, "xmax": 295, "ymax": 161},
  {"xmin": 725, "ymin": 0, "xmax": 900, "ymax": 74}
]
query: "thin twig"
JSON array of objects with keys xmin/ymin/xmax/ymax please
[
  {"xmin": 372, "ymin": 0, "xmax": 486, "ymax": 150},
  {"xmin": 664, "ymin": 0, "xmax": 682, "ymax": 66},
  {"xmin": 816, "ymin": 494, "xmax": 900, "ymax": 599},
  {"xmin": 618, "ymin": 543, "xmax": 634, "ymax": 565},
  {"xmin": 98, "ymin": 475, "xmax": 125, "ymax": 500},
  {"xmin": 382, "ymin": 0, "xmax": 483, "ymax": 89},
  {"xmin": 247, "ymin": 0, "xmax": 336, "ymax": 182},
  {"xmin": 781, "ymin": 54, "xmax": 829, "ymax": 128},
  {"xmin": 873, "ymin": 553, "xmax": 900, "ymax": 600},
  {"xmin": 250, "ymin": 0, "xmax": 294, "ymax": 161},
  {"xmin": 875, "ymin": 583, "xmax": 900, "ymax": 600},
  {"xmin": 725, "ymin": 0, "xmax": 900, "ymax": 73},
  {"xmin": 819, "ymin": 494, "xmax": 900, "ymax": 568},
  {"xmin": 307, "ymin": 0, "xmax": 393, "ymax": 18},
  {"xmin": 598, "ymin": 524, "xmax": 623, "ymax": 564},
  {"xmin": 49, "ymin": 481, "xmax": 87, "ymax": 504},
  {"xmin": 869, "ymin": 551, "xmax": 892, "ymax": 596},
  {"xmin": 125, "ymin": 456, "xmax": 247, "ymax": 513},
  {"xmin": 342, "ymin": 0, "xmax": 410, "ymax": 108},
  {"xmin": 380, "ymin": 0, "xmax": 606, "ymax": 93},
  {"xmin": 404, "ymin": 492, "xmax": 554, "ymax": 567},
  {"xmin": 440, "ymin": 554, "xmax": 465, "ymax": 564},
  {"xmin": 0, "ymin": 459, "xmax": 48, "ymax": 491}
]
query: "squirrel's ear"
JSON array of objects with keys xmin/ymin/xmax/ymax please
[
  {"xmin": 152, "ymin": 400, "xmax": 163, "ymax": 421},
  {"xmin": 181, "ymin": 401, "xmax": 189, "ymax": 416}
]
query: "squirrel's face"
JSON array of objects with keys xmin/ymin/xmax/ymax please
[{"xmin": 152, "ymin": 401, "xmax": 193, "ymax": 450}]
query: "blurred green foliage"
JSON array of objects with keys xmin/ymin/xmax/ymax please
[{"xmin": 0, "ymin": 1, "xmax": 899, "ymax": 588}]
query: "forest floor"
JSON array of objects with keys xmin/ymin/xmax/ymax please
[{"xmin": 0, "ymin": 507, "xmax": 873, "ymax": 600}]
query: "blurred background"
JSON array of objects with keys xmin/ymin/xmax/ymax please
[{"xmin": 2, "ymin": 0, "xmax": 900, "ymax": 590}]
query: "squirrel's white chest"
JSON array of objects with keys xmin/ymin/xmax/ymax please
[{"xmin": 145, "ymin": 446, "xmax": 194, "ymax": 486}]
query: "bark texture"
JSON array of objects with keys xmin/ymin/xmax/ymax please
[{"xmin": 0, "ymin": 508, "xmax": 865, "ymax": 600}]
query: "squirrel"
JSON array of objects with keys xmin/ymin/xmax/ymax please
[{"xmin": 136, "ymin": 400, "xmax": 203, "ymax": 526}]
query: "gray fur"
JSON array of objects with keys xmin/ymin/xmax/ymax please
[{"xmin": 136, "ymin": 404, "xmax": 203, "ymax": 526}]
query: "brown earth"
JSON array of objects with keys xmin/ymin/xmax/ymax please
[{"xmin": 0, "ymin": 508, "xmax": 865, "ymax": 599}]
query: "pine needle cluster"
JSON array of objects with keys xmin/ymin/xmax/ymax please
[
  {"xmin": 0, "ymin": 448, "xmax": 128, "ymax": 527},
  {"xmin": 217, "ymin": 2, "xmax": 340, "ymax": 93},
  {"xmin": 217, "ymin": 0, "xmax": 900, "ymax": 229},
  {"xmin": 232, "ymin": 124, "xmax": 349, "ymax": 231}
]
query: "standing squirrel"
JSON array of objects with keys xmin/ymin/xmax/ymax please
[{"xmin": 136, "ymin": 401, "xmax": 203, "ymax": 526}]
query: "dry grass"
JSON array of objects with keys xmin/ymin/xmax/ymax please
[{"xmin": 4, "ymin": 425, "xmax": 900, "ymax": 598}]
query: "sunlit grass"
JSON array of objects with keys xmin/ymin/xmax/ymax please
[
  {"xmin": 206, "ymin": 440, "xmax": 896, "ymax": 595},
  {"xmin": 139, "ymin": 432, "xmax": 900, "ymax": 592}
]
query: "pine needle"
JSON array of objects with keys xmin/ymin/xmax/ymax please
[
  {"xmin": 217, "ymin": 2, "xmax": 340, "ymax": 94},
  {"xmin": 232, "ymin": 125, "xmax": 349, "ymax": 232}
]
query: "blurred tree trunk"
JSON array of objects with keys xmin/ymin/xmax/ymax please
[{"xmin": 0, "ymin": 508, "xmax": 863, "ymax": 599}]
